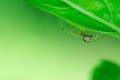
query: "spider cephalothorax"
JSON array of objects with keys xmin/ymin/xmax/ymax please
[{"xmin": 80, "ymin": 31, "xmax": 93, "ymax": 42}]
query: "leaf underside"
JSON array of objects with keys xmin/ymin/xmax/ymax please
[{"xmin": 28, "ymin": 0, "xmax": 120, "ymax": 38}]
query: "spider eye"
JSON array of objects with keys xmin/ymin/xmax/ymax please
[{"xmin": 89, "ymin": 35, "xmax": 92, "ymax": 37}]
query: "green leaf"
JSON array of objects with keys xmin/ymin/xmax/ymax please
[
  {"xmin": 92, "ymin": 60, "xmax": 120, "ymax": 80},
  {"xmin": 27, "ymin": 0, "xmax": 120, "ymax": 38}
]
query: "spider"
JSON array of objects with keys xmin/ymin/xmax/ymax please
[
  {"xmin": 59, "ymin": 19, "xmax": 98, "ymax": 42},
  {"xmin": 61, "ymin": 26, "xmax": 95, "ymax": 43}
]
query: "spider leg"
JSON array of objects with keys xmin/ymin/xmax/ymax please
[
  {"xmin": 92, "ymin": 32, "xmax": 101, "ymax": 41},
  {"xmin": 59, "ymin": 19, "xmax": 80, "ymax": 38},
  {"xmin": 59, "ymin": 19, "xmax": 70, "ymax": 34},
  {"xmin": 69, "ymin": 25, "xmax": 80, "ymax": 38},
  {"xmin": 80, "ymin": 30, "xmax": 87, "ymax": 37}
]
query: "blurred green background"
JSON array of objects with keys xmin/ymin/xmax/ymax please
[{"xmin": 0, "ymin": 0, "xmax": 120, "ymax": 80}]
